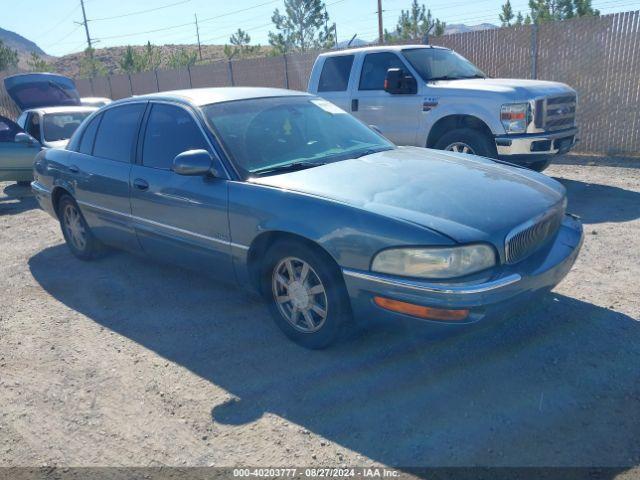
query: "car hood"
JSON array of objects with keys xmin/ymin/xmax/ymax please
[
  {"xmin": 251, "ymin": 147, "xmax": 565, "ymax": 244},
  {"xmin": 3, "ymin": 73, "xmax": 81, "ymax": 112},
  {"xmin": 430, "ymin": 78, "xmax": 575, "ymax": 100}
]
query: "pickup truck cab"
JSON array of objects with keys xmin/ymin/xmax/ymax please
[{"xmin": 308, "ymin": 45, "xmax": 578, "ymax": 171}]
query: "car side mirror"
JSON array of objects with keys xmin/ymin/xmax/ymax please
[
  {"xmin": 384, "ymin": 68, "xmax": 417, "ymax": 95},
  {"xmin": 172, "ymin": 149, "xmax": 216, "ymax": 176},
  {"xmin": 15, "ymin": 132, "xmax": 37, "ymax": 145}
]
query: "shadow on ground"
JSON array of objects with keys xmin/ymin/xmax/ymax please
[
  {"xmin": 0, "ymin": 183, "xmax": 37, "ymax": 216},
  {"xmin": 555, "ymin": 178, "xmax": 640, "ymax": 224},
  {"xmin": 29, "ymin": 244, "xmax": 640, "ymax": 470}
]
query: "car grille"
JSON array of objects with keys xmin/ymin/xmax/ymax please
[
  {"xmin": 534, "ymin": 94, "xmax": 577, "ymax": 132},
  {"xmin": 505, "ymin": 208, "xmax": 564, "ymax": 264}
]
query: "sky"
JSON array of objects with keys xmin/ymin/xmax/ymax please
[{"xmin": 1, "ymin": 0, "xmax": 638, "ymax": 57}]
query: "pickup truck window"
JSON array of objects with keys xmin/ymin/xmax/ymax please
[
  {"xmin": 402, "ymin": 48, "xmax": 485, "ymax": 81},
  {"xmin": 359, "ymin": 52, "xmax": 408, "ymax": 91},
  {"xmin": 318, "ymin": 55, "xmax": 354, "ymax": 92},
  {"xmin": 142, "ymin": 103, "xmax": 208, "ymax": 170},
  {"xmin": 202, "ymin": 96, "xmax": 393, "ymax": 177},
  {"xmin": 93, "ymin": 104, "xmax": 145, "ymax": 163}
]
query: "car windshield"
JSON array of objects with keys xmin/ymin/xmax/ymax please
[
  {"xmin": 202, "ymin": 96, "xmax": 394, "ymax": 177},
  {"xmin": 402, "ymin": 48, "xmax": 485, "ymax": 81},
  {"xmin": 42, "ymin": 112, "xmax": 92, "ymax": 142}
]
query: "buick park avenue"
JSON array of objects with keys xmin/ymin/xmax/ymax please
[{"xmin": 31, "ymin": 88, "xmax": 583, "ymax": 348}]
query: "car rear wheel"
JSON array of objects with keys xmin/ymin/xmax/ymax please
[
  {"xmin": 58, "ymin": 194, "xmax": 105, "ymax": 261},
  {"xmin": 262, "ymin": 241, "xmax": 352, "ymax": 349},
  {"xmin": 434, "ymin": 128, "xmax": 497, "ymax": 158}
]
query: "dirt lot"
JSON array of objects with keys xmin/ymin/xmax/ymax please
[{"xmin": 0, "ymin": 156, "xmax": 639, "ymax": 470}]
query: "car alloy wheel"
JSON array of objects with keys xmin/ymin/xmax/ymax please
[
  {"xmin": 445, "ymin": 142, "xmax": 475, "ymax": 154},
  {"xmin": 271, "ymin": 256, "xmax": 328, "ymax": 333},
  {"xmin": 62, "ymin": 203, "xmax": 87, "ymax": 251}
]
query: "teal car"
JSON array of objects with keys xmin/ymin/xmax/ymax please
[{"xmin": 0, "ymin": 73, "xmax": 96, "ymax": 185}]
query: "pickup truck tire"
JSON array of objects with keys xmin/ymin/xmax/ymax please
[
  {"xmin": 57, "ymin": 194, "xmax": 105, "ymax": 261},
  {"xmin": 434, "ymin": 128, "xmax": 497, "ymax": 158},
  {"xmin": 17, "ymin": 181, "xmax": 31, "ymax": 187},
  {"xmin": 262, "ymin": 240, "xmax": 353, "ymax": 349}
]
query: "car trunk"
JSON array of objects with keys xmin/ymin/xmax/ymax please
[{"xmin": 3, "ymin": 73, "xmax": 81, "ymax": 113}]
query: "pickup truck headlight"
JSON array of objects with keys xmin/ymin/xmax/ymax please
[
  {"xmin": 371, "ymin": 245, "xmax": 496, "ymax": 279},
  {"xmin": 501, "ymin": 103, "xmax": 531, "ymax": 134}
]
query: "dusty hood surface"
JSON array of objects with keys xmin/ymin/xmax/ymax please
[
  {"xmin": 251, "ymin": 147, "xmax": 565, "ymax": 244},
  {"xmin": 430, "ymin": 78, "xmax": 575, "ymax": 100}
]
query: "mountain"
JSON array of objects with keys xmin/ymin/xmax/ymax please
[{"xmin": 0, "ymin": 27, "xmax": 53, "ymax": 70}]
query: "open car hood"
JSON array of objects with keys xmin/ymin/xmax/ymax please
[{"xmin": 3, "ymin": 73, "xmax": 81, "ymax": 112}]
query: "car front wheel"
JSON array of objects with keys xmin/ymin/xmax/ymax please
[{"xmin": 262, "ymin": 241, "xmax": 352, "ymax": 349}]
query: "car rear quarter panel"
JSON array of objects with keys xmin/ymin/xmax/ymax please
[{"xmin": 228, "ymin": 181, "xmax": 455, "ymax": 283}]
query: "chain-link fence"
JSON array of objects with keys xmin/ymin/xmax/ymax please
[{"xmin": 2, "ymin": 11, "xmax": 640, "ymax": 155}]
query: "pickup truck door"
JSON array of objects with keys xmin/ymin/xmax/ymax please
[
  {"xmin": 128, "ymin": 102, "xmax": 234, "ymax": 279},
  {"xmin": 350, "ymin": 52, "xmax": 422, "ymax": 146},
  {"xmin": 313, "ymin": 54, "xmax": 356, "ymax": 112},
  {"xmin": 0, "ymin": 115, "xmax": 40, "ymax": 180}
]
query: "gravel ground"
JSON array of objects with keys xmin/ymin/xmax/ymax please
[{"xmin": 0, "ymin": 155, "xmax": 639, "ymax": 471}]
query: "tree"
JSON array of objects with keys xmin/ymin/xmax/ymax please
[
  {"xmin": 514, "ymin": 11, "xmax": 525, "ymax": 25},
  {"xmin": 119, "ymin": 46, "xmax": 141, "ymax": 73},
  {"xmin": 142, "ymin": 41, "xmax": 162, "ymax": 71},
  {"xmin": 224, "ymin": 29, "xmax": 258, "ymax": 59},
  {"xmin": 79, "ymin": 47, "xmax": 107, "ymax": 78},
  {"xmin": 500, "ymin": 0, "xmax": 515, "ymax": 26},
  {"xmin": 167, "ymin": 48, "xmax": 197, "ymax": 68},
  {"xmin": 27, "ymin": 52, "xmax": 50, "ymax": 72},
  {"xmin": 393, "ymin": 0, "xmax": 445, "ymax": 40},
  {"xmin": 0, "ymin": 40, "xmax": 18, "ymax": 71},
  {"xmin": 573, "ymin": 0, "xmax": 599, "ymax": 17},
  {"xmin": 268, "ymin": 0, "xmax": 335, "ymax": 54},
  {"xmin": 520, "ymin": 0, "xmax": 599, "ymax": 24}
]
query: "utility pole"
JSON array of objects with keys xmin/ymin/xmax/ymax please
[
  {"xmin": 79, "ymin": 0, "xmax": 93, "ymax": 51},
  {"xmin": 195, "ymin": 13, "xmax": 202, "ymax": 61},
  {"xmin": 377, "ymin": 0, "xmax": 384, "ymax": 44}
]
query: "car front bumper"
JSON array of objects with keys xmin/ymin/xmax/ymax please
[
  {"xmin": 342, "ymin": 214, "xmax": 583, "ymax": 328},
  {"xmin": 495, "ymin": 127, "xmax": 578, "ymax": 158}
]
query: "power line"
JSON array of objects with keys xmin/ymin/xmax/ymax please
[
  {"xmin": 33, "ymin": 3, "xmax": 81, "ymax": 40},
  {"xmin": 90, "ymin": 0, "xmax": 191, "ymax": 21}
]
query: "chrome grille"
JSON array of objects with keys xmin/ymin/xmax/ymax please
[
  {"xmin": 535, "ymin": 94, "xmax": 577, "ymax": 132},
  {"xmin": 505, "ymin": 208, "xmax": 563, "ymax": 264}
]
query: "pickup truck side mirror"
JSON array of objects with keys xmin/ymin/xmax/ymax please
[
  {"xmin": 15, "ymin": 132, "xmax": 38, "ymax": 145},
  {"xmin": 172, "ymin": 149, "xmax": 217, "ymax": 176},
  {"xmin": 384, "ymin": 68, "xmax": 417, "ymax": 95}
]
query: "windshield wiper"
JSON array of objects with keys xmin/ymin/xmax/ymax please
[
  {"xmin": 428, "ymin": 74, "xmax": 485, "ymax": 81},
  {"xmin": 252, "ymin": 161, "xmax": 325, "ymax": 176},
  {"xmin": 350, "ymin": 147, "xmax": 392, "ymax": 159}
]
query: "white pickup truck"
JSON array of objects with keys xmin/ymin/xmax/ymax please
[{"xmin": 308, "ymin": 45, "xmax": 578, "ymax": 171}]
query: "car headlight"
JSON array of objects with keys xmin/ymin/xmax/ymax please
[
  {"xmin": 501, "ymin": 102, "xmax": 531, "ymax": 134},
  {"xmin": 371, "ymin": 244, "xmax": 496, "ymax": 279}
]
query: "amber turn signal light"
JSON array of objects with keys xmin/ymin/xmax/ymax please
[{"xmin": 373, "ymin": 296, "xmax": 469, "ymax": 321}]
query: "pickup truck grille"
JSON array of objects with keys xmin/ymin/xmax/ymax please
[
  {"xmin": 535, "ymin": 94, "xmax": 577, "ymax": 132},
  {"xmin": 505, "ymin": 208, "xmax": 563, "ymax": 264}
]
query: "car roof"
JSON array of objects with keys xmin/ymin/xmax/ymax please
[
  {"xmin": 23, "ymin": 106, "xmax": 99, "ymax": 115},
  {"xmin": 318, "ymin": 44, "xmax": 449, "ymax": 57},
  {"xmin": 113, "ymin": 87, "xmax": 311, "ymax": 108}
]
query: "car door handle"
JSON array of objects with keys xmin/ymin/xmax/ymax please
[
  {"xmin": 133, "ymin": 178, "xmax": 149, "ymax": 190},
  {"xmin": 68, "ymin": 165, "xmax": 79, "ymax": 173},
  {"xmin": 351, "ymin": 98, "xmax": 359, "ymax": 112}
]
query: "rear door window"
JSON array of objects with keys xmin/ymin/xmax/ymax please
[
  {"xmin": 142, "ymin": 103, "xmax": 208, "ymax": 170},
  {"xmin": 359, "ymin": 52, "xmax": 407, "ymax": 91},
  {"xmin": 318, "ymin": 55, "xmax": 354, "ymax": 92},
  {"xmin": 93, "ymin": 104, "xmax": 145, "ymax": 163},
  {"xmin": 78, "ymin": 113, "xmax": 101, "ymax": 155}
]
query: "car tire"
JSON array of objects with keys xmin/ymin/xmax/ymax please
[
  {"xmin": 528, "ymin": 159, "xmax": 552, "ymax": 172},
  {"xmin": 17, "ymin": 180, "xmax": 31, "ymax": 187},
  {"xmin": 434, "ymin": 128, "xmax": 497, "ymax": 158},
  {"xmin": 57, "ymin": 194, "xmax": 105, "ymax": 261},
  {"xmin": 261, "ymin": 240, "xmax": 353, "ymax": 349}
]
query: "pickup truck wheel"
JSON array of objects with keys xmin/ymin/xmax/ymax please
[
  {"xmin": 17, "ymin": 180, "xmax": 31, "ymax": 187},
  {"xmin": 262, "ymin": 241, "xmax": 353, "ymax": 349},
  {"xmin": 58, "ymin": 195, "xmax": 105, "ymax": 261},
  {"xmin": 434, "ymin": 128, "xmax": 497, "ymax": 158}
]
